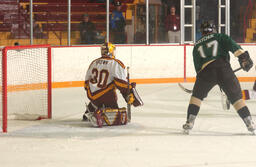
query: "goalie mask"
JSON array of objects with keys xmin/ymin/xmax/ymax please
[
  {"xmin": 101, "ymin": 42, "xmax": 116, "ymax": 58},
  {"xmin": 200, "ymin": 21, "xmax": 216, "ymax": 35}
]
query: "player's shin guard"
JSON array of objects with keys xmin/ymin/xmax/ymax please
[
  {"xmin": 237, "ymin": 106, "xmax": 256, "ymax": 133},
  {"xmin": 183, "ymin": 104, "xmax": 200, "ymax": 131}
]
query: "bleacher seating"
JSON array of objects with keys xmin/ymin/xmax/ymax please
[
  {"xmin": 30, "ymin": 2, "xmax": 127, "ymax": 33},
  {"xmin": 19, "ymin": 0, "xmax": 134, "ymax": 4},
  {"xmin": 0, "ymin": 23, "xmax": 11, "ymax": 31},
  {"xmin": 34, "ymin": 13, "xmax": 106, "ymax": 22},
  {"xmin": 19, "ymin": 0, "xmax": 91, "ymax": 3},
  {"xmin": 29, "ymin": 3, "xmax": 127, "ymax": 13},
  {"xmin": 0, "ymin": 1, "xmax": 19, "ymax": 18},
  {"xmin": 0, "ymin": 0, "xmax": 134, "ymax": 45},
  {"xmin": 0, "ymin": 15, "xmax": 4, "ymax": 21},
  {"xmin": 42, "ymin": 22, "xmax": 105, "ymax": 32}
]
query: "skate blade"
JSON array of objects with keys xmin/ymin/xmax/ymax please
[{"xmin": 183, "ymin": 129, "xmax": 190, "ymax": 135}]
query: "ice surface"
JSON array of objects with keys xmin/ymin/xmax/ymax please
[{"xmin": 1, "ymin": 83, "xmax": 256, "ymax": 167}]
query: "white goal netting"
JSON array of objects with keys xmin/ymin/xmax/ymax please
[{"xmin": 0, "ymin": 45, "xmax": 51, "ymax": 132}]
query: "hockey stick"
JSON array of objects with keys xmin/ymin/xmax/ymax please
[
  {"xmin": 127, "ymin": 67, "xmax": 131, "ymax": 122},
  {"xmin": 178, "ymin": 67, "xmax": 243, "ymax": 94},
  {"xmin": 233, "ymin": 67, "xmax": 242, "ymax": 73},
  {"xmin": 178, "ymin": 83, "xmax": 192, "ymax": 94}
]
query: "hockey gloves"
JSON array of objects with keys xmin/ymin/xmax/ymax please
[
  {"xmin": 127, "ymin": 93, "xmax": 135, "ymax": 105},
  {"xmin": 238, "ymin": 51, "xmax": 253, "ymax": 72},
  {"xmin": 125, "ymin": 82, "xmax": 144, "ymax": 107}
]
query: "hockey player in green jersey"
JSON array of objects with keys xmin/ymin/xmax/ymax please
[{"xmin": 182, "ymin": 21, "xmax": 256, "ymax": 134}]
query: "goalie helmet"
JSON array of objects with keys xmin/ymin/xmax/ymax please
[
  {"xmin": 101, "ymin": 42, "xmax": 116, "ymax": 58},
  {"xmin": 200, "ymin": 21, "xmax": 216, "ymax": 35}
]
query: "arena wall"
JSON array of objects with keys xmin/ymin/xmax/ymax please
[{"xmin": 51, "ymin": 44, "xmax": 256, "ymax": 88}]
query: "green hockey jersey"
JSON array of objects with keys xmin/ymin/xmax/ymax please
[{"xmin": 193, "ymin": 33, "xmax": 242, "ymax": 73}]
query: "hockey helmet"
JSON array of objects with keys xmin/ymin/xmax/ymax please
[
  {"xmin": 200, "ymin": 21, "xmax": 216, "ymax": 35},
  {"xmin": 101, "ymin": 42, "xmax": 116, "ymax": 58}
]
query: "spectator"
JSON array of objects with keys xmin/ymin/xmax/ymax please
[
  {"xmin": 79, "ymin": 14, "xmax": 96, "ymax": 44},
  {"xmin": 110, "ymin": 1, "xmax": 126, "ymax": 44},
  {"xmin": 164, "ymin": 5, "xmax": 180, "ymax": 43},
  {"xmin": 14, "ymin": 42, "xmax": 19, "ymax": 46}
]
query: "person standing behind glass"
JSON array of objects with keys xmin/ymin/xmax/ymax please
[
  {"xmin": 79, "ymin": 14, "xmax": 96, "ymax": 44},
  {"xmin": 164, "ymin": 5, "xmax": 180, "ymax": 43},
  {"xmin": 110, "ymin": 1, "xmax": 126, "ymax": 44}
]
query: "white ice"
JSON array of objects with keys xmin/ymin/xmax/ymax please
[{"xmin": 1, "ymin": 83, "xmax": 256, "ymax": 167}]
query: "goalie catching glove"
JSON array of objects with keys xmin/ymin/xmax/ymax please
[
  {"xmin": 238, "ymin": 51, "xmax": 253, "ymax": 72},
  {"xmin": 126, "ymin": 82, "xmax": 144, "ymax": 107}
]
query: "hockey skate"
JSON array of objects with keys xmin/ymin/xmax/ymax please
[
  {"xmin": 182, "ymin": 115, "xmax": 196, "ymax": 134},
  {"xmin": 82, "ymin": 103, "xmax": 95, "ymax": 122},
  {"xmin": 243, "ymin": 116, "xmax": 256, "ymax": 135},
  {"xmin": 82, "ymin": 112, "xmax": 89, "ymax": 121},
  {"xmin": 182, "ymin": 122, "xmax": 194, "ymax": 134},
  {"xmin": 82, "ymin": 104, "xmax": 90, "ymax": 121},
  {"xmin": 82, "ymin": 109, "xmax": 93, "ymax": 122}
]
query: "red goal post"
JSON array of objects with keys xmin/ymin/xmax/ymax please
[{"xmin": 1, "ymin": 45, "xmax": 52, "ymax": 133}]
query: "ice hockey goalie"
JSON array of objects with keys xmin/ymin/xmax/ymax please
[{"xmin": 83, "ymin": 42, "xmax": 143, "ymax": 127}]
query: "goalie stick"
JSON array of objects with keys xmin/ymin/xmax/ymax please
[{"xmin": 127, "ymin": 67, "xmax": 131, "ymax": 122}]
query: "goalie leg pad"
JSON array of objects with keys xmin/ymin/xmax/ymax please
[
  {"xmin": 87, "ymin": 110, "xmax": 103, "ymax": 127},
  {"xmin": 242, "ymin": 89, "xmax": 256, "ymax": 100},
  {"xmin": 103, "ymin": 108, "xmax": 127, "ymax": 126},
  {"xmin": 242, "ymin": 90, "xmax": 250, "ymax": 100},
  {"xmin": 88, "ymin": 108, "xmax": 127, "ymax": 127}
]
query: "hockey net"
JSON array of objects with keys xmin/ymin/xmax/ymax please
[{"xmin": 0, "ymin": 45, "xmax": 52, "ymax": 133}]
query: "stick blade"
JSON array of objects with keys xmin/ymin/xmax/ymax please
[{"xmin": 178, "ymin": 83, "xmax": 193, "ymax": 94}]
